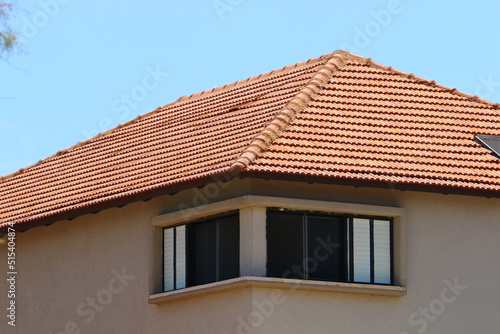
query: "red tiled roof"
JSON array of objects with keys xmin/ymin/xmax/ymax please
[
  {"xmin": 1, "ymin": 50, "xmax": 500, "ymax": 231},
  {"xmin": 231, "ymin": 52, "xmax": 500, "ymax": 191}
]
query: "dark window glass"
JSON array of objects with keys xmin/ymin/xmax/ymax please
[
  {"xmin": 188, "ymin": 219, "xmax": 217, "ymax": 286},
  {"xmin": 217, "ymin": 215, "xmax": 240, "ymax": 281},
  {"xmin": 266, "ymin": 211, "xmax": 304, "ymax": 279},
  {"xmin": 164, "ymin": 213, "xmax": 239, "ymax": 291},
  {"xmin": 306, "ymin": 216, "xmax": 345, "ymax": 281}
]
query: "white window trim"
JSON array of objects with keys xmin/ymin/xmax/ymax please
[{"xmin": 149, "ymin": 195, "xmax": 406, "ymax": 302}]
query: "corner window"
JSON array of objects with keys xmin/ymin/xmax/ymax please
[
  {"xmin": 153, "ymin": 196, "xmax": 404, "ymax": 303},
  {"xmin": 163, "ymin": 212, "xmax": 239, "ymax": 291},
  {"xmin": 266, "ymin": 209, "xmax": 393, "ymax": 285}
]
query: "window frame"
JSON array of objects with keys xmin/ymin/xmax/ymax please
[
  {"xmin": 348, "ymin": 216, "xmax": 394, "ymax": 285},
  {"xmin": 162, "ymin": 210, "xmax": 240, "ymax": 292},
  {"xmin": 266, "ymin": 208, "xmax": 394, "ymax": 285},
  {"xmin": 150, "ymin": 195, "xmax": 406, "ymax": 303}
]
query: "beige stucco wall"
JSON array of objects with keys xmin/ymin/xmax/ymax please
[{"xmin": 1, "ymin": 179, "xmax": 499, "ymax": 333}]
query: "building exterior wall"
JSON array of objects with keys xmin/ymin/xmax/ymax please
[{"xmin": 1, "ymin": 179, "xmax": 499, "ymax": 333}]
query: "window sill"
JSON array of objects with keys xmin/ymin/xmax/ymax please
[{"xmin": 148, "ymin": 276, "xmax": 406, "ymax": 304}]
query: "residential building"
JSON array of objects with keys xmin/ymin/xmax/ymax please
[{"xmin": 1, "ymin": 50, "xmax": 499, "ymax": 333}]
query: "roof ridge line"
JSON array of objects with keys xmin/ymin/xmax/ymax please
[
  {"xmin": 347, "ymin": 53, "xmax": 500, "ymax": 110},
  {"xmin": 5, "ymin": 49, "xmax": 494, "ymax": 182},
  {"xmin": 161, "ymin": 51, "xmax": 339, "ymax": 107},
  {"xmin": 0, "ymin": 51, "xmax": 341, "ymax": 183},
  {"xmin": 229, "ymin": 50, "xmax": 352, "ymax": 171}
]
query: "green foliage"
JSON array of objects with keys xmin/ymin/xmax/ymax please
[{"xmin": 0, "ymin": 2, "xmax": 17, "ymax": 56}]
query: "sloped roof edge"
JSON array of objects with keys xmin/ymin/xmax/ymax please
[
  {"xmin": 343, "ymin": 52, "xmax": 500, "ymax": 109},
  {"xmin": 3, "ymin": 50, "xmax": 499, "ymax": 184},
  {"xmin": 228, "ymin": 50, "xmax": 500, "ymax": 172},
  {"xmin": 0, "ymin": 51, "xmax": 333, "ymax": 183}
]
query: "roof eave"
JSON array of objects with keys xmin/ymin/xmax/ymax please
[
  {"xmin": 2, "ymin": 171, "xmax": 498, "ymax": 237},
  {"xmin": 0, "ymin": 173, "xmax": 238, "ymax": 237},
  {"xmin": 239, "ymin": 171, "xmax": 500, "ymax": 199}
]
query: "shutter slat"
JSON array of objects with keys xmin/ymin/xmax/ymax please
[
  {"xmin": 163, "ymin": 228, "xmax": 175, "ymax": 291},
  {"xmin": 353, "ymin": 218, "xmax": 371, "ymax": 283},
  {"xmin": 373, "ymin": 220, "xmax": 391, "ymax": 284},
  {"xmin": 175, "ymin": 225, "xmax": 187, "ymax": 289}
]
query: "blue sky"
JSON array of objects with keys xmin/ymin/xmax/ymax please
[{"xmin": 1, "ymin": 0, "xmax": 500, "ymax": 176}]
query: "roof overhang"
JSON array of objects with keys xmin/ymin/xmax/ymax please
[
  {"xmin": 240, "ymin": 172, "xmax": 500, "ymax": 198},
  {"xmin": 0, "ymin": 173, "xmax": 237, "ymax": 237},
  {"xmin": 2, "ymin": 171, "xmax": 498, "ymax": 237}
]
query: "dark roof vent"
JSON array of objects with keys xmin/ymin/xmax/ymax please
[{"xmin": 475, "ymin": 134, "xmax": 500, "ymax": 158}]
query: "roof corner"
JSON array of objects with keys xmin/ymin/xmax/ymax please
[{"xmin": 229, "ymin": 51, "xmax": 352, "ymax": 171}]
